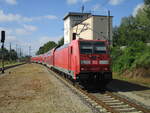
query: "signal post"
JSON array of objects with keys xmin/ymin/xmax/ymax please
[{"xmin": 1, "ymin": 31, "xmax": 5, "ymax": 74}]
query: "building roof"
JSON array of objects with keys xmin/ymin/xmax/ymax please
[{"xmin": 63, "ymin": 12, "xmax": 91, "ymax": 20}]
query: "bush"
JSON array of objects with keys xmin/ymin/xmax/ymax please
[{"xmin": 111, "ymin": 41, "xmax": 150, "ymax": 73}]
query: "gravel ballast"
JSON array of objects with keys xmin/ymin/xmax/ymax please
[{"xmin": 0, "ymin": 63, "xmax": 94, "ymax": 113}]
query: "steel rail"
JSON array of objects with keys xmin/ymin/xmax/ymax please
[
  {"xmin": 0, "ymin": 63, "xmax": 26, "ymax": 72},
  {"xmin": 106, "ymin": 91, "xmax": 150, "ymax": 113}
]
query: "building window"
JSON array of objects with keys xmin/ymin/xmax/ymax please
[{"xmin": 73, "ymin": 33, "xmax": 76, "ymax": 40}]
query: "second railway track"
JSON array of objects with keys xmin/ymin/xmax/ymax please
[
  {"xmin": 46, "ymin": 65, "xmax": 150, "ymax": 113},
  {"xmin": 0, "ymin": 63, "xmax": 26, "ymax": 72}
]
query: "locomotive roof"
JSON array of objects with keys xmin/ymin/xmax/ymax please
[{"xmin": 55, "ymin": 43, "xmax": 70, "ymax": 51}]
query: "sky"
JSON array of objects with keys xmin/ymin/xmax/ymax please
[{"xmin": 0, "ymin": 0, "xmax": 144, "ymax": 56}]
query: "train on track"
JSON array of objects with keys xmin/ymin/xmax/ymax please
[{"xmin": 31, "ymin": 39, "xmax": 112, "ymax": 85}]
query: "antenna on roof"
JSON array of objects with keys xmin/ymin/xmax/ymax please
[{"xmin": 81, "ymin": 5, "xmax": 84, "ymax": 13}]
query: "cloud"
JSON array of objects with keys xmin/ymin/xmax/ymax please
[
  {"xmin": 44, "ymin": 15, "xmax": 58, "ymax": 19},
  {"xmin": 82, "ymin": 0, "xmax": 90, "ymax": 3},
  {"xmin": 92, "ymin": 4, "xmax": 101, "ymax": 11},
  {"xmin": 0, "ymin": 27, "xmax": 13, "ymax": 35},
  {"xmin": 66, "ymin": 0, "xmax": 90, "ymax": 5},
  {"xmin": 0, "ymin": 24, "xmax": 37, "ymax": 36},
  {"xmin": 15, "ymin": 24, "xmax": 38, "ymax": 35},
  {"xmin": 15, "ymin": 28, "xmax": 28, "ymax": 35},
  {"xmin": 0, "ymin": 10, "xmax": 58, "ymax": 23},
  {"xmin": 5, "ymin": 0, "xmax": 17, "ymax": 5},
  {"xmin": 109, "ymin": 0, "xmax": 124, "ymax": 5},
  {"xmin": 67, "ymin": 0, "xmax": 77, "ymax": 5},
  {"xmin": 133, "ymin": 3, "xmax": 144, "ymax": 17},
  {"xmin": 6, "ymin": 35, "xmax": 17, "ymax": 42},
  {"xmin": 23, "ymin": 24, "xmax": 37, "ymax": 32},
  {"xmin": 0, "ymin": 10, "xmax": 32, "ymax": 22}
]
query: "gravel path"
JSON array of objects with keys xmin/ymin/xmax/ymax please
[
  {"xmin": 107, "ymin": 79, "xmax": 150, "ymax": 108},
  {"xmin": 0, "ymin": 63, "xmax": 94, "ymax": 113}
]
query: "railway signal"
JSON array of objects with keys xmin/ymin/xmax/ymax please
[{"xmin": 1, "ymin": 30, "xmax": 5, "ymax": 74}]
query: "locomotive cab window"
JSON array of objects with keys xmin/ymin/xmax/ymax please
[
  {"xmin": 80, "ymin": 41, "xmax": 106, "ymax": 54},
  {"xmin": 94, "ymin": 42, "xmax": 106, "ymax": 54},
  {"xmin": 80, "ymin": 42, "xmax": 93, "ymax": 54}
]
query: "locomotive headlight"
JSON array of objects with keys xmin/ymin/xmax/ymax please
[
  {"xmin": 81, "ymin": 60, "xmax": 90, "ymax": 64},
  {"xmin": 99, "ymin": 60, "xmax": 109, "ymax": 64}
]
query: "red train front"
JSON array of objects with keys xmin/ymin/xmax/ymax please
[
  {"xmin": 78, "ymin": 40, "xmax": 112, "ymax": 83},
  {"xmin": 31, "ymin": 39, "xmax": 112, "ymax": 85}
]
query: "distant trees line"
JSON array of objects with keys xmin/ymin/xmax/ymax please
[{"xmin": 0, "ymin": 48, "xmax": 18, "ymax": 61}]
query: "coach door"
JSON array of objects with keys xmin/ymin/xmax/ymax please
[{"xmin": 68, "ymin": 46, "xmax": 72, "ymax": 70}]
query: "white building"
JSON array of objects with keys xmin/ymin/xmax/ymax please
[{"xmin": 63, "ymin": 12, "xmax": 113, "ymax": 45}]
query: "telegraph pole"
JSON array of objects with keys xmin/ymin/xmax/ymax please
[
  {"xmin": 81, "ymin": 5, "xmax": 84, "ymax": 13},
  {"xmin": 29, "ymin": 46, "xmax": 31, "ymax": 56},
  {"xmin": 16, "ymin": 44, "xmax": 18, "ymax": 56},
  {"xmin": 1, "ymin": 31, "xmax": 5, "ymax": 74},
  {"xmin": 9, "ymin": 43, "xmax": 12, "ymax": 61},
  {"xmin": 108, "ymin": 10, "xmax": 111, "ymax": 45},
  {"xmin": 19, "ymin": 48, "xmax": 21, "ymax": 57}
]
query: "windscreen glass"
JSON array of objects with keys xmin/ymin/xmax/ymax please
[
  {"xmin": 80, "ymin": 41, "xmax": 106, "ymax": 54},
  {"xmin": 80, "ymin": 42, "xmax": 92, "ymax": 54}
]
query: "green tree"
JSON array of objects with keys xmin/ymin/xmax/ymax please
[
  {"xmin": 111, "ymin": 1, "xmax": 150, "ymax": 73},
  {"xmin": 0, "ymin": 48, "xmax": 9, "ymax": 60},
  {"xmin": 145, "ymin": 0, "xmax": 150, "ymax": 4},
  {"xmin": 58, "ymin": 37, "xmax": 64, "ymax": 46},
  {"xmin": 113, "ymin": 5, "xmax": 150, "ymax": 47},
  {"xmin": 10, "ymin": 49, "xmax": 18, "ymax": 60},
  {"xmin": 36, "ymin": 41, "xmax": 57, "ymax": 55},
  {"xmin": 112, "ymin": 27, "xmax": 120, "ymax": 46},
  {"xmin": 144, "ymin": 0, "xmax": 150, "ymax": 20}
]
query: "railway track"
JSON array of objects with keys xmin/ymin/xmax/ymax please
[
  {"xmin": 46, "ymin": 66, "xmax": 150, "ymax": 113},
  {"xmin": 0, "ymin": 63, "xmax": 26, "ymax": 72}
]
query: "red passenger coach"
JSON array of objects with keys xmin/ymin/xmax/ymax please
[{"xmin": 53, "ymin": 40, "xmax": 80, "ymax": 80}]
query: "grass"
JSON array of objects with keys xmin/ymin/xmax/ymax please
[{"xmin": 113, "ymin": 73, "xmax": 150, "ymax": 87}]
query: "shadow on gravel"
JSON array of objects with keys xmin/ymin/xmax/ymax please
[
  {"xmin": 106, "ymin": 79, "xmax": 150, "ymax": 92},
  {"xmin": 79, "ymin": 82, "xmax": 107, "ymax": 93},
  {"xmin": 79, "ymin": 79, "xmax": 150, "ymax": 93}
]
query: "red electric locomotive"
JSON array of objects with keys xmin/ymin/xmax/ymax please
[
  {"xmin": 32, "ymin": 39, "xmax": 112, "ymax": 84},
  {"xmin": 53, "ymin": 39, "xmax": 112, "ymax": 83}
]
